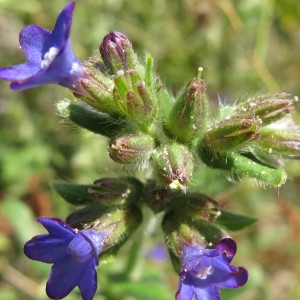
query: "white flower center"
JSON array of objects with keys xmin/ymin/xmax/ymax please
[
  {"xmin": 191, "ymin": 256, "xmax": 214, "ymax": 280},
  {"xmin": 41, "ymin": 47, "xmax": 59, "ymax": 70},
  {"xmin": 195, "ymin": 264, "xmax": 214, "ymax": 279}
]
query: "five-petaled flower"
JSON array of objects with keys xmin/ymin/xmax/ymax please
[
  {"xmin": 0, "ymin": 2, "xmax": 88, "ymax": 94},
  {"xmin": 24, "ymin": 217, "xmax": 107, "ymax": 300},
  {"xmin": 176, "ymin": 238, "xmax": 248, "ymax": 300}
]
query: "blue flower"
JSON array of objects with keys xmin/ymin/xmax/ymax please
[
  {"xmin": 0, "ymin": 2, "xmax": 87, "ymax": 93},
  {"xmin": 176, "ymin": 238, "xmax": 248, "ymax": 300},
  {"xmin": 24, "ymin": 217, "xmax": 107, "ymax": 300}
]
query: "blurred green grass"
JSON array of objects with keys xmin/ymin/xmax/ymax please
[{"xmin": 1, "ymin": 0, "xmax": 300, "ymax": 299}]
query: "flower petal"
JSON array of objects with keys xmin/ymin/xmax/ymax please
[
  {"xmin": 81, "ymin": 229, "xmax": 107, "ymax": 257},
  {"xmin": 215, "ymin": 238, "xmax": 237, "ymax": 263},
  {"xmin": 19, "ymin": 25, "xmax": 50, "ymax": 63},
  {"xmin": 0, "ymin": 63, "xmax": 39, "ymax": 81},
  {"xmin": 78, "ymin": 260, "xmax": 98, "ymax": 300},
  {"xmin": 51, "ymin": 1, "xmax": 75, "ymax": 49},
  {"xmin": 37, "ymin": 217, "xmax": 76, "ymax": 237},
  {"xmin": 46, "ymin": 258, "xmax": 88, "ymax": 299},
  {"xmin": 24, "ymin": 234, "xmax": 69, "ymax": 263},
  {"xmin": 194, "ymin": 284, "xmax": 220, "ymax": 300},
  {"xmin": 216, "ymin": 266, "xmax": 248, "ymax": 289},
  {"xmin": 176, "ymin": 274, "xmax": 195, "ymax": 300}
]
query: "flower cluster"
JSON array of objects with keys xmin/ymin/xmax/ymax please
[{"xmin": 1, "ymin": 2, "xmax": 300, "ymax": 300}]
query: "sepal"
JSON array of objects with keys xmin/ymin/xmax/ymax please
[
  {"xmin": 88, "ymin": 177, "xmax": 143, "ymax": 207},
  {"xmin": 234, "ymin": 93, "xmax": 297, "ymax": 126},
  {"xmin": 202, "ymin": 116, "xmax": 261, "ymax": 152},
  {"xmin": 257, "ymin": 128, "xmax": 300, "ymax": 157}
]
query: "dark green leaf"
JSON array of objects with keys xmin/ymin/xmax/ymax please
[
  {"xmin": 67, "ymin": 103, "xmax": 130, "ymax": 137},
  {"xmin": 52, "ymin": 182, "xmax": 93, "ymax": 205},
  {"xmin": 216, "ymin": 210, "xmax": 257, "ymax": 231}
]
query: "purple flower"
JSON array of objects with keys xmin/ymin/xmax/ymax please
[
  {"xmin": 24, "ymin": 217, "xmax": 107, "ymax": 300},
  {"xmin": 0, "ymin": 2, "xmax": 87, "ymax": 93},
  {"xmin": 176, "ymin": 238, "xmax": 248, "ymax": 300}
]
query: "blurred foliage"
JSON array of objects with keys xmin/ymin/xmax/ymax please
[{"xmin": 1, "ymin": 0, "xmax": 300, "ymax": 299}]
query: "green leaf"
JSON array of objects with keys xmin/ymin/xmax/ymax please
[
  {"xmin": 52, "ymin": 182, "xmax": 94, "ymax": 205},
  {"xmin": 58, "ymin": 101, "xmax": 129, "ymax": 137},
  {"xmin": 216, "ymin": 210, "xmax": 257, "ymax": 231}
]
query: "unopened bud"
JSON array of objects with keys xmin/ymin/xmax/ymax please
[
  {"xmin": 258, "ymin": 129, "xmax": 300, "ymax": 157},
  {"xmin": 88, "ymin": 177, "xmax": 143, "ymax": 207},
  {"xmin": 100, "ymin": 31, "xmax": 138, "ymax": 74},
  {"xmin": 234, "ymin": 93, "xmax": 297, "ymax": 126},
  {"xmin": 164, "ymin": 68, "xmax": 208, "ymax": 143},
  {"xmin": 79, "ymin": 77, "xmax": 124, "ymax": 117},
  {"xmin": 203, "ymin": 116, "xmax": 261, "ymax": 152},
  {"xmin": 113, "ymin": 70, "xmax": 156, "ymax": 124},
  {"xmin": 109, "ymin": 132, "xmax": 155, "ymax": 165},
  {"xmin": 152, "ymin": 143, "xmax": 194, "ymax": 190}
]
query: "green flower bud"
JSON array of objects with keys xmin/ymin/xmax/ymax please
[
  {"xmin": 164, "ymin": 68, "xmax": 209, "ymax": 143},
  {"xmin": 234, "ymin": 93, "xmax": 298, "ymax": 126},
  {"xmin": 57, "ymin": 100, "xmax": 129, "ymax": 137},
  {"xmin": 65, "ymin": 57, "xmax": 125, "ymax": 116},
  {"xmin": 88, "ymin": 177, "xmax": 143, "ymax": 207},
  {"xmin": 198, "ymin": 145, "xmax": 287, "ymax": 186},
  {"xmin": 258, "ymin": 128, "xmax": 300, "ymax": 157},
  {"xmin": 109, "ymin": 132, "xmax": 155, "ymax": 165},
  {"xmin": 113, "ymin": 70, "xmax": 157, "ymax": 124},
  {"xmin": 202, "ymin": 116, "xmax": 261, "ymax": 152},
  {"xmin": 100, "ymin": 31, "xmax": 138, "ymax": 74},
  {"xmin": 152, "ymin": 143, "xmax": 194, "ymax": 190}
]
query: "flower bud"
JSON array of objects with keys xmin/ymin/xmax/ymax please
[
  {"xmin": 164, "ymin": 68, "xmax": 208, "ymax": 143},
  {"xmin": 258, "ymin": 129, "xmax": 300, "ymax": 157},
  {"xmin": 109, "ymin": 132, "xmax": 155, "ymax": 165},
  {"xmin": 152, "ymin": 143, "xmax": 194, "ymax": 190},
  {"xmin": 88, "ymin": 177, "xmax": 143, "ymax": 207},
  {"xmin": 203, "ymin": 116, "xmax": 261, "ymax": 152},
  {"xmin": 198, "ymin": 145, "xmax": 287, "ymax": 187},
  {"xmin": 234, "ymin": 93, "xmax": 298, "ymax": 126},
  {"xmin": 113, "ymin": 70, "xmax": 156, "ymax": 124},
  {"xmin": 79, "ymin": 78, "xmax": 124, "ymax": 117},
  {"xmin": 100, "ymin": 31, "xmax": 138, "ymax": 74}
]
